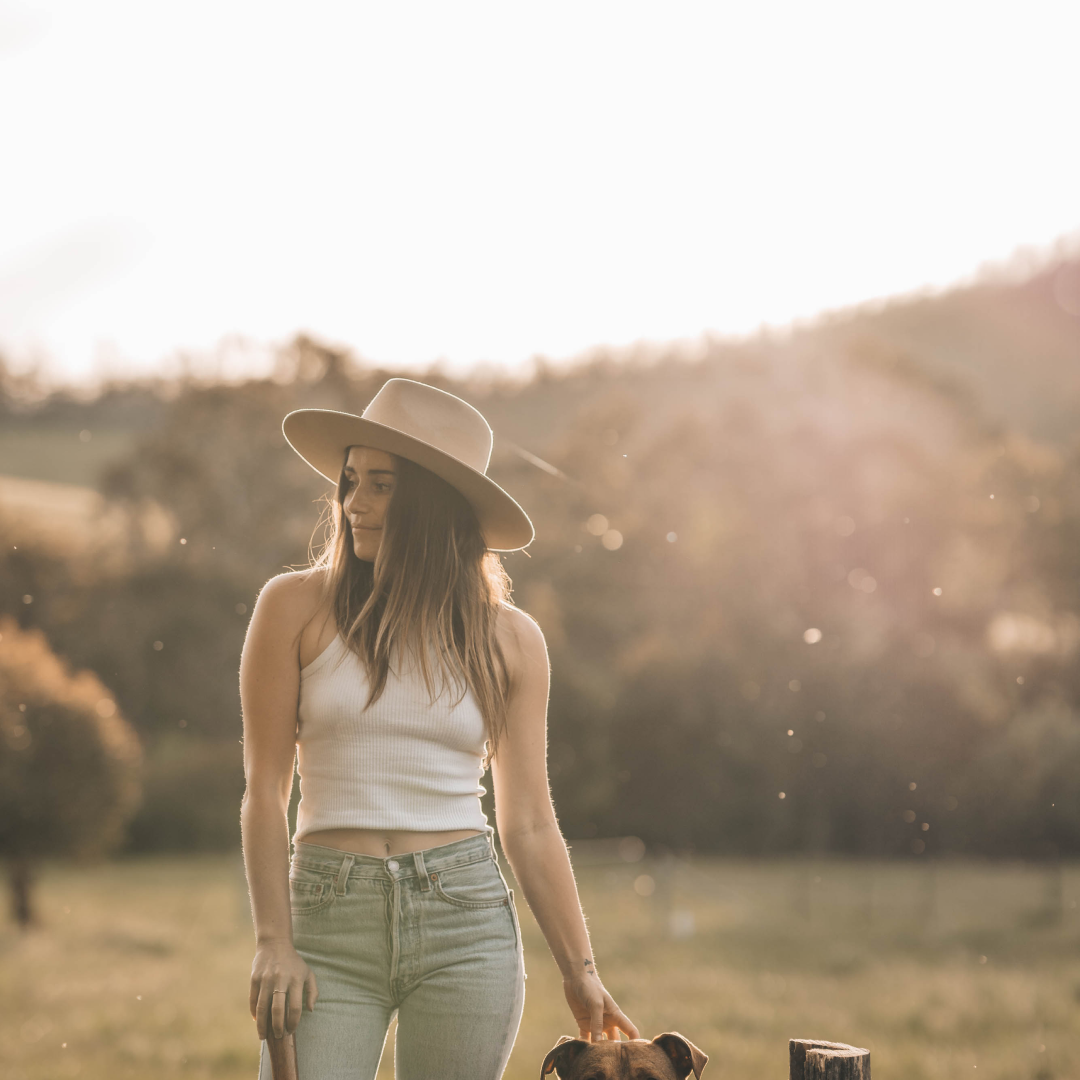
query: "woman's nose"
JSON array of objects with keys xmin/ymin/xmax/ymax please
[{"xmin": 344, "ymin": 485, "xmax": 369, "ymax": 516}]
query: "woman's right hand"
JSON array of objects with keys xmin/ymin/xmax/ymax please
[{"xmin": 250, "ymin": 939, "xmax": 318, "ymax": 1039}]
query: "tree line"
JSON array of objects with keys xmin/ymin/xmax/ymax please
[{"xmin": 1, "ymin": 320, "xmax": 1078, "ymax": 877}]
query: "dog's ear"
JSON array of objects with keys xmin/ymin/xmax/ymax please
[
  {"xmin": 541, "ymin": 1036, "xmax": 590, "ymax": 1078},
  {"xmin": 653, "ymin": 1032, "xmax": 708, "ymax": 1079}
]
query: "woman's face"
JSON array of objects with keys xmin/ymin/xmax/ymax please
[{"xmin": 341, "ymin": 446, "xmax": 397, "ymax": 562}]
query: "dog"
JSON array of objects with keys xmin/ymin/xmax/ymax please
[{"xmin": 541, "ymin": 1032, "xmax": 708, "ymax": 1079}]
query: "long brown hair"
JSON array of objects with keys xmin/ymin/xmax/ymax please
[{"xmin": 311, "ymin": 449, "xmax": 513, "ymax": 754}]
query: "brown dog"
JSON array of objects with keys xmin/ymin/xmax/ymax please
[{"xmin": 541, "ymin": 1032, "xmax": 708, "ymax": 1079}]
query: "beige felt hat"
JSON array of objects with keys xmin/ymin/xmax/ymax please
[{"xmin": 283, "ymin": 378, "xmax": 534, "ymax": 552}]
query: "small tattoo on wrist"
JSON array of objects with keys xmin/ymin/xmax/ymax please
[{"xmin": 584, "ymin": 959, "xmax": 595, "ymax": 972}]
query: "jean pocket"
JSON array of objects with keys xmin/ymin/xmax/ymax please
[
  {"xmin": 430, "ymin": 859, "xmax": 510, "ymax": 909},
  {"xmin": 289, "ymin": 869, "xmax": 337, "ymax": 915},
  {"xmin": 506, "ymin": 887, "xmax": 523, "ymax": 949}
]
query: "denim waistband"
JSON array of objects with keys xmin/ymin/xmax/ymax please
[{"xmin": 291, "ymin": 827, "xmax": 498, "ymax": 884}]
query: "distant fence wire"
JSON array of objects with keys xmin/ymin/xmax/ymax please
[{"xmin": 498, "ymin": 437, "xmax": 583, "ymax": 488}]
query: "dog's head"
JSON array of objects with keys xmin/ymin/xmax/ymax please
[{"xmin": 540, "ymin": 1033, "xmax": 707, "ymax": 1079}]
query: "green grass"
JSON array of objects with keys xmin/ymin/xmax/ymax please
[
  {"xmin": 0, "ymin": 427, "xmax": 137, "ymax": 487},
  {"xmin": 1, "ymin": 854, "xmax": 1077, "ymax": 1079}
]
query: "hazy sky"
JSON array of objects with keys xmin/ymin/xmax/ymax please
[{"xmin": 1, "ymin": 0, "xmax": 1077, "ymax": 385}]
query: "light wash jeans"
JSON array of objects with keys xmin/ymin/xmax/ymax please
[{"xmin": 257, "ymin": 830, "xmax": 526, "ymax": 1080}]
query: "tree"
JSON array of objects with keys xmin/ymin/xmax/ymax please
[{"xmin": 0, "ymin": 618, "xmax": 141, "ymax": 927}]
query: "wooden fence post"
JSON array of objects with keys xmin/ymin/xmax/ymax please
[{"xmin": 789, "ymin": 1038, "xmax": 870, "ymax": 1079}]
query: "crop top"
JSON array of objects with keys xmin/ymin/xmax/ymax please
[{"xmin": 293, "ymin": 632, "xmax": 489, "ymax": 838}]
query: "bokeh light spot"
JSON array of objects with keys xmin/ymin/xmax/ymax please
[
  {"xmin": 847, "ymin": 568, "xmax": 874, "ymax": 591},
  {"xmin": 633, "ymin": 874, "xmax": 656, "ymax": 897}
]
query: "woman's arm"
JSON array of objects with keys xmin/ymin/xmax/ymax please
[
  {"xmin": 240, "ymin": 572, "xmax": 319, "ymax": 1040},
  {"xmin": 490, "ymin": 607, "xmax": 638, "ymax": 1043}
]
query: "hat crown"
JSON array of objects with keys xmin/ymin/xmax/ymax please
[{"xmin": 363, "ymin": 379, "xmax": 492, "ymax": 475}]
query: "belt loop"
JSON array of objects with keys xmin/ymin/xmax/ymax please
[
  {"xmin": 334, "ymin": 854, "xmax": 355, "ymax": 896},
  {"xmin": 486, "ymin": 824, "xmax": 498, "ymax": 862},
  {"xmin": 413, "ymin": 849, "xmax": 430, "ymax": 892}
]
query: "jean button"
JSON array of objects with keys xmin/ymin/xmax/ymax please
[{"xmin": 386, "ymin": 859, "xmax": 399, "ymax": 872}]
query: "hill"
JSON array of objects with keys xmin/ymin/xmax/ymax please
[
  {"xmin": 1, "ymin": 253, "xmax": 1076, "ymax": 500},
  {"xmin": 798, "ymin": 254, "xmax": 1080, "ymax": 444}
]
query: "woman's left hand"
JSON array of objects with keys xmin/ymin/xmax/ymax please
[{"xmin": 563, "ymin": 971, "xmax": 640, "ymax": 1042}]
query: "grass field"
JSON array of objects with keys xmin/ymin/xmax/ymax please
[
  {"xmin": 2, "ymin": 853, "xmax": 1078, "ymax": 1080},
  {"xmin": 0, "ymin": 428, "xmax": 137, "ymax": 488}
]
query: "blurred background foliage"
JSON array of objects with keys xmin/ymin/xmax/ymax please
[
  {"xmin": 0, "ymin": 618, "xmax": 141, "ymax": 924},
  {"xmin": 0, "ymin": 257, "xmax": 1078, "ymax": 861}
]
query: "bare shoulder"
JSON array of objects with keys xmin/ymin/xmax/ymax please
[
  {"xmin": 495, "ymin": 603, "xmax": 549, "ymax": 680},
  {"xmin": 251, "ymin": 567, "xmax": 329, "ymax": 641}
]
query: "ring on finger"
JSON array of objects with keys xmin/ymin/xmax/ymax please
[{"xmin": 272, "ymin": 990, "xmax": 287, "ymax": 996}]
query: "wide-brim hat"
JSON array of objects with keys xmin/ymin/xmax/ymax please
[{"xmin": 283, "ymin": 378, "xmax": 534, "ymax": 552}]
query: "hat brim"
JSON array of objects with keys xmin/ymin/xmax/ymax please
[{"xmin": 282, "ymin": 409, "xmax": 534, "ymax": 552}]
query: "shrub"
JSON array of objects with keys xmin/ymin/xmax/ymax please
[{"xmin": 0, "ymin": 617, "xmax": 142, "ymax": 926}]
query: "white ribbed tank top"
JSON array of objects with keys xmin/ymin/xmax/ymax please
[{"xmin": 293, "ymin": 632, "xmax": 489, "ymax": 838}]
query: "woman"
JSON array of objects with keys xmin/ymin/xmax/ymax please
[{"xmin": 240, "ymin": 378, "xmax": 638, "ymax": 1080}]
